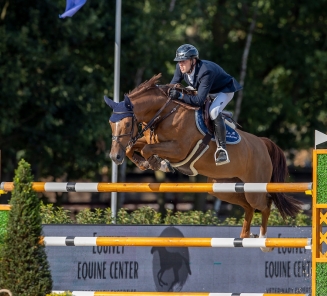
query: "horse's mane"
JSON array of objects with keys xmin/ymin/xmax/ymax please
[{"xmin": 128, "ymin": 73, "xmax": 162, "ymax": 98}]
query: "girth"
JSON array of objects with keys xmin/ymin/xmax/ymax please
[{"xmin": 171, "ymin": 133, "xmax": 212, "ymax": 176}]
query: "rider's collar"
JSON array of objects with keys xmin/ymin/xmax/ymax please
[{"xmin": 187, "ymin": 66, "xmax": 195, "ymax": 76}]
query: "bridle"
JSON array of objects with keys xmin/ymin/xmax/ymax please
[
  {"xmin": 111, "ymin": 110, "xmax": 137, "ymax": 151},
  {"xmin": 111, "ymin": 86, "xmax": 180, "ymax": 151}
]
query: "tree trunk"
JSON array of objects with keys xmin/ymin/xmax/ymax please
[
  {"xmin": 134, "ymin": 67, "xmax": 145, "ymax": 87},
  {"xmin": 234, "ymin": 5, "xmax": 258, "ymax": 122}
]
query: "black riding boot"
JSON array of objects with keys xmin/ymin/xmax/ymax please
[{"xmin": 213, "ymin": 113, "xmax": 230, "ymax": 165}]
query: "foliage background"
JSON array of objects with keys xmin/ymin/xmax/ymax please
[
  {"xmin": 38, "ymin": 204, "xmax": 311, "ymax": 226},
  {"xmin": 1, "ymin": 0, "xmax": 326, "ymax": 186}
]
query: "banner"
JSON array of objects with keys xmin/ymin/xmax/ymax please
[{"xmin": 43, "ymin": 225, "xmax": 311, "ymax": 294}]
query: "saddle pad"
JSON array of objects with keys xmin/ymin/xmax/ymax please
[{"xmin": 195, "ymin": 109, "xmax": 241, "ymax": 144}]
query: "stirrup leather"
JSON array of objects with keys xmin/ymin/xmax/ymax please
[{"xmin": 214, "ymin": 146, "xmax": 230, "ymax": 165}]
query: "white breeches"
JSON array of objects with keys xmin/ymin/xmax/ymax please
[{"xmin": 209, "ymin": 92, "xmax": 234, "ymax": 120}]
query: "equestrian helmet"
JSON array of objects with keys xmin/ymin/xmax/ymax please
[{"xmin": 174, "ymin": 44, "xmax": 199, "ymax": 61}]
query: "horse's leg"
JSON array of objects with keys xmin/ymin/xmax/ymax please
[
  {"xmin": 139, "ymin": 141, "xmax": 187, "ymax": 171},
  {"xmin": 211, "ymin": 192, "xmax": 255, "ymax": 238},
  {"xmin": 126, "ymin": 137, "xmax": 151, "ymax": 171},
  {"xmin": 208, "ymin": 177, "xmax": 255, "ymax": 238},
  {"xmin": 126, "ymin": 138, "xmax": 176, "ymax": 172},
  {"xmin": 210, "ymin": 189, "xmax": 273, "ymax": 251},
  {"xmin": 240, "ymin": 202, "xmax": 255, "ymax": 238},
  {"xmin": 157, "ymin": 269, "xmax": 167, "ymax": 286},
  {"xmin": 140, "ymin": 141, "xmax": 186, "ymax": 162},
  {"xmin": 258, "ymin": 197, "xmax": 274, "ymax": 252},
  {"xmin": 242, "ymin": 190, "xmax": 274, "ymax": 251},
  {"xmin": 157, "ymin": 270, "xmax": 162, "ymax": 286},
  {"xmin": 169, "ymin": 267, "xmax": 180, "ymax": 291}
]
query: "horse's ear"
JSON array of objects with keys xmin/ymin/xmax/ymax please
[
  {"xmin": 104, "ymin": 95, "xmax": 118, "ymax": 109},
  {"xmin": 124, "ymin": 95, "xmax": 133, "ymax": 110}
]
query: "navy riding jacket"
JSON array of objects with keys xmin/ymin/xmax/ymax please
[{"xmin": 170, "ymin": 59, "xmax": 242, "ymax": 107}]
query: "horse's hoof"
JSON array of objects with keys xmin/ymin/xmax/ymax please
[{"xmin": 260, "ymin": 246, "xmax": 274, "ymax": 252}]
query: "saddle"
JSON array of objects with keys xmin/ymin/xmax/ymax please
[{"xmin": 203, "ymin": 98, "xmax": 237, "ymax": 133}]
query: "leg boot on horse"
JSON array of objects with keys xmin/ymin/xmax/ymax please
[{"xmin": 147, "ymin": 155, "xmax": 175, "ymax": 173}]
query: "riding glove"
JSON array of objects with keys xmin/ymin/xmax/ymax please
[{"xmin": 169, "ymin": 89, "xmax": 182, "ymax": 100}]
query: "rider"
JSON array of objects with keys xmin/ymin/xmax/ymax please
[{"xmin": 169, "ymin": 44, "xmax": 242, "ymax": 165}]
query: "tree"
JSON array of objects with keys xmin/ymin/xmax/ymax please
[
  {"xmin": 0, "ymin": 0, "xmax": 115, "ymax": 183},
  {"xmin": 233, "ymin": 0, "xmax": 327, "ymax": 149},
  {"xmin": 0, "ymin": 159, "xmax": 52, "ymax": 295}
]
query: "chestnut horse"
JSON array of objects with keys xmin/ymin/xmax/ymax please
[{"xmin": 105, "ymin": 74, "xmax": 302, "ymax": 252}]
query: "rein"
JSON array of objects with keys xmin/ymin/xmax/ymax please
[
  {"xmin": 113, "ymin": 86, "xmax": 183, "ymax": 151},
  {"xmin": 126, "ymin": 85, "xmax": 184, "ymax": 149},
  {"xmin": 126, "ymin": 91, "xmax": 174, "ymax": 149}
]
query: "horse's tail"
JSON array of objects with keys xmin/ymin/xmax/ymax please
[{"xmin": 261, "ymin": 137, "xmax": 303, "ymax": 219}]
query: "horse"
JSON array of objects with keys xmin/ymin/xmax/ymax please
[
  {"xmin": 151, "ymin": 247, "xmax": 191, "ymax": 291},
  {"xmin": 104, "ymin": 73, "xmax": 303, "ymax": 252}
]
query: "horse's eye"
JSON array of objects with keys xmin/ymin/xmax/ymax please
[{"xmin": 125, "ymin": 122, "xmax": 131, "ymax": 128}]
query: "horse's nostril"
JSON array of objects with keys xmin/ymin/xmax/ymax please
[{"xmin": 116, "ymin": 155, "xmax": 121, "ymax": 160}]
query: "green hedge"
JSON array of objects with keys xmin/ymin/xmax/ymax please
[
  {"xmin": 46, "ymin": 292, "xmax": 73, "ymax": 296},
  {"xmin": 39, "ymin": 202, "xmax": 311, "ymax": 226}
]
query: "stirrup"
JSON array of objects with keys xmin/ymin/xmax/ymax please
[{"xmin": 214, "ymin": 146, "xmax": 230, "ymax": 166}]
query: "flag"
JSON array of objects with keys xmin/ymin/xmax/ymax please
[
  {"xmin": 59, "ymin": 0, "xmax": 87, "ymax": 18},
  {"xmin": 315, "ymin": 130, "xmax": 327, "ymax": 148}
]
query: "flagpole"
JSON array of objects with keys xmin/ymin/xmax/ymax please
[{"xmin": 111, "ymin": 0, "xmax": 122, "ymax": 223}]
